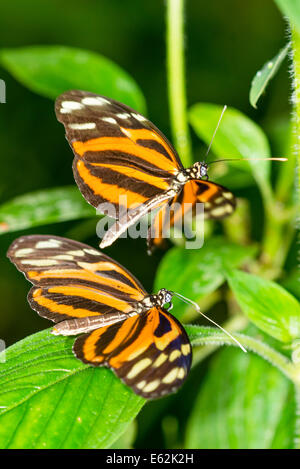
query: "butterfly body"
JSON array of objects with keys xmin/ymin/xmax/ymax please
[
  {"xmin": 52, "ymin": 288, "xmax": 174, "ymax": 336},
  {"xmin": 8, "ymin": 235, "xmax": 192, "ymax": 399},
  {"xmin": 55, "ymin": 90, "xmax": 236, "ymax": 251}
]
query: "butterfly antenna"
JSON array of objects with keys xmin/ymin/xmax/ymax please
[
  {"xmin": 170, "ymin": 291, "xmax": 247, "ymax": 353},
  {"xmin": 204, "ymin": 104, "xmax": 227, "ymax": 160},
  {"xmin": 208, "ymin": 157, "xmax": 287, "ymax": 164}
]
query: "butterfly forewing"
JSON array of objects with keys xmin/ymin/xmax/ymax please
[
  {"xmin": 55, "ymin": 90, "xmax": 182, "ymax": 217},
  {"xmin": 8, "ymin": 235, "xmax": 145, "ymax": 323},
  {"xmin": 74, "ymin": 306, "xmax": 192, "ymax": 399}
]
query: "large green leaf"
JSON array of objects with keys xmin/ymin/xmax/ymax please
[
  {"xmin": 0, "ymin": 186, "xmax": 95, "ymax": 234},
  {"xmin": 154, "ymin": 237, "xmax": 256, "ymax": 319},
  {"xmin": 250, "ymin": 43, "xmax": 290, "ymax": 108},
  {"xmin": 274, "ymin": 0, "xmax": 300, "ymax": 33},
  {"xmin": 0, "ymin": 329, "xmax": 145, "ymax": 449},
  {"xmin": 189, "ymin": 103, "xmax": 271, "ymax": 191},
  {"xmin": 185, "ymin": 347, "xmax": 295, "ymax": 449},
  {"xmin": 226, "ymin": 269, "xmax": 300, "ymax": 343},
  {"xmin": 0, "ymin": 46, "xmax": 146, "ymax": 112}
]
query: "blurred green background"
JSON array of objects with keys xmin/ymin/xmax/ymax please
[{"xmin": 0, "ymin": 0, "xmax": 292, "ymax": 448}]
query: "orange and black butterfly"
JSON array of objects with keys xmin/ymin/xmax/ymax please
[
  {"xmin": 8, "ymin": 235, "xmax": 192, "ymax": 399},
  {"xmin": 55, "ymin": 90, "xmax": 236, "ymax": 252}
]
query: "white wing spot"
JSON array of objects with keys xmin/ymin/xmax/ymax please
[
  {"xmin": 210, "ymin": 206, "xmax": 227, "ymax": 217},
  {"xmin": 101, "ymin": 117, "xmax": 117, "ymax": 125},
  {"xmin": 81, "ymin": 96, "xmax": 110, "ymax": 106},
  {"xmin": 53, "ymin": 255, "xmax": 74, "ymax": 261},
  {"xmin": 15, "ymin": 248, "xmax": 34, "ymax": 257},
  {"xmin": 225, "ymin": 204, "xmax": 234, "ymax": 213},
  {"xmin": 84, "ymin": 248, "xmax": 100, "ymax": 256},
  {"xmin": 214, "ymin": 196, "xmax": 224, "ymax": 205},
  {"xmin": 127, "ymin": 358, "xmax": 152, "ymax": 379},
  {"xmin": 223, "ymin": 192, "xmax": 234, "ymax": 200},
  {"xmin": 68, "ymin": 123, "xmax": 96, "ymax": 130},
  {"xmin": 181, "ymin": 344, "xmax": 191, "ymax": 356},
  {"xmin": 136, "ymin": 380, "xmax": 146, "ymax": 390},
  {"xmin": 177, "ymin": 367, "xmax": 186, "ymax": 379},
  {"xmin": 116, "ymin": 113, "xmax": 131, "ymax": 119},
  {"xmin": 21, "ymin": 259, "xmax": 59, "ymax": 266},
  {"xmin": 131, "ymin": 113, "xmax": 146, "ymax": 122},
  {"xmin": 162, "ymin": 368, "xmax": 179, "ymax": 384},
  {"xmin": 36, "ymin": 239, "xmax": 62, "ymax": 249},
  {"xmin": 68, "ymin": 250, "xmax": 85, "ymax": 257},
  {"xmin": 121, "ymin": 128, "xmax": 133, "ymax": 138},
  {"xmin": 153, "ymin": 353, "xmax": 168, "ymax": 368},
  {"xmin": 143, "ymin": 380, "xmax": 161, "ymax": 393},
  {"xmin": 61, "ymin": 101, "xmax": 83, "ymax": 111},
  {"xmin": 169, "ymin": 350, "xmax": 181, "ymax": 362}
]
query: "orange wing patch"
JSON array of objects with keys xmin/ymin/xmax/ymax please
[
  {"xmin": 73, "ymin": 306, "xmax": 192, "ymax": 399},
  {"xmin": 55, "ymin": 90, "xmax": 181, "ymax": 217},
  {"xmin": 147, "ymin": 180, "xmax": 236, "ymax": 252},
  {"xmin": 8, "ymin": 235, "xmax": 145, "ymax": 323}
]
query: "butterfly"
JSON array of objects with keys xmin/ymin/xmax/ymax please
[
  {"xmin": 55, "ymin": 90, "xmax": 236, "ymax": 252},
  {"xmin": 7, "ymin": 235, "xmax": 192, "ymax": 399}
]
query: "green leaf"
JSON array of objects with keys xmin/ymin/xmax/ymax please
[
  {"xmin": 0, "ymin": 329, "xmax": 144, "ymax": 449},
  {"xmin": 0, "ymin": 46, "xmax": 146, "ymax": 112},
  {"xmin": 109, "ymin": 421, "xmax": 137, "ymax": 449},
  {"xmin": 250, "ymin": 43, "xmax": 290, "ymax": 109},
  {"xmin": 226, "ymin": 269, "xmax": 300, "ymax": 343},
  {"xmin": 154, "ymin": 237, "xmax": 256, "ymax": 319},
  {"xmin": 274, "ymin": 0, "xmax": 300, "ymax": 33},
  {"xmin": 185, "ymin": 347, "xmax": 295, "ymax": 449},
  {"xmin": 0, "ymin": 186, "xmax": 95, "ymax": 234},
  {"xmin": 189, "ymin": 103, "xmax": 272, "ymax": 190}
]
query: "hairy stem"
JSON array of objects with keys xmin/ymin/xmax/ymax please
[{"xmin": 188, "ymin": 325, "xmax": 295, "ymax": 382}]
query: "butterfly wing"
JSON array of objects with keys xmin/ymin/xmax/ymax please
[
  {"xmin": 148, "ymin": 180, "xmax": 236, "ymax": 251},
  {"xmin": 7, "ymin": 235, "xmax": 145, "ymax": 323},
  {"xmin": 55, "ymin": 90, "xmax": 182, "ymax": 219},
  {"xmin": 74, "ymin": 306, "xmax": 192, "ymax": 399}
]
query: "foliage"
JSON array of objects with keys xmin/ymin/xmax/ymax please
[{"xmin": 0, "ymin": 0, "xmax": 298, "ymax": 449}]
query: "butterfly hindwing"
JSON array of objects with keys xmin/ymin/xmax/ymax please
[
  {"xmin": 147, "ymin": 180, "xmax": 236, "ymax": 251},
  {"xmin": 73, "ymin": 306, "xmax": 192, "ymax": 399},
  {"xmin": 55, "ymin": 90, "xmax": 182, "ymax": 218},
  {"xmin": 7, "ymin": 235, "xmax": 145, "ymax": 322}
]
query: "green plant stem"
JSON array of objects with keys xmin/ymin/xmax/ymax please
[
  {"xmin": 260, "ymin": 206, "xmax": 287, "ymax": 277},
  {"xmin": 259, "ymin": 29, "xmax": 299, "ymax": 276},
  {"xmin": 275, "ymin": 123, "xmax": 296, "ymax": 202},
  {"xmin": 291, "ymin": 27, "xmax": 300, "ymax": 196},
  {"xmin": 190, "ymin": 315, "xmax": 248, "ymax": 367},
  {"xmin": 294, "ymin": 385, "xmax": 300, "ymax": 449},
  {"xmin": 166, "ymin": 0, "xmax": 192, "ymax": 167},
  {"xmin": 188, "ymin": 325, "xmax": 296, "ymax": 382}
]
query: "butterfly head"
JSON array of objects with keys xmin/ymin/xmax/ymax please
[
  {"xmin": 157, "ymin": 288, "xmax": 173, "ymax": 309},
  {"xmin": 138, "ymin": 288, "xmax": 174, "ymax": 313},
  {"xmin": 190, "ymin": 161, "xmax": 209, "ymax": 180}
]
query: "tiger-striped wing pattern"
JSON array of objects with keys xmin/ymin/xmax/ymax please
[
  {"xmin": 7, "ymin": 235, "xmax": 145, "ymax": 323},
  {"xmin": 148, "ymin": 180, "xmax": 236, "ymax": 251},
  {"xmin": 74, "ymin": 306, "xmax": 192, "ymax": 399},
  {"xmin": 55, "ymin": 90, "xmax": 182, "ymax": 218},
  {"xmin": 8, "ymin": 235, "xmax": 192, "ymax": 399}
]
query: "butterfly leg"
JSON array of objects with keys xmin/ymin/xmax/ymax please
[{"xmin": 100, "ymin": 190, "xmax": 178, "ymax": 248}]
